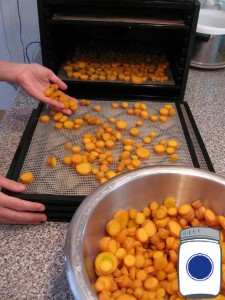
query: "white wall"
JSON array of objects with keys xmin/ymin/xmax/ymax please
[{"xmin": 0, "ymin": 0, "xmax": 41, "ymax": 109}]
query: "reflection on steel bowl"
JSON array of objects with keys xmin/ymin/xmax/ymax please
[{"xmin": 64, "ymin": 166, "xmax": 225, "ymax": 300}]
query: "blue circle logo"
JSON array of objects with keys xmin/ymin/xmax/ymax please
[{"xmin": 186, "ymin": 253, "xmax": 214, "ymax": 281}]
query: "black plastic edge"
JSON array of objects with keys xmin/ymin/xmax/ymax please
[
  {"xmin": 4, "ymin": 109, "xmax": 39, "ymax": 182},
  {"xmin": 183, "ymin": 102, "xmax": 215, "ymax": 172},
  {"xmin": 0, "ymin": 192, "xmax": 85, "ymax": 222},
  {"xmin": 175, "ymin": 102, "xmax": 200, "ymax": 168}
]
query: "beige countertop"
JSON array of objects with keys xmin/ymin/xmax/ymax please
[{"xmin": 0, "ymin": 67, "xmax": 225, "ymax": 299}]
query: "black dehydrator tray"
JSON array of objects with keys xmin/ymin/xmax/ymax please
[{"xmin": 3, "ymin": 98, "xmax": 214, "ymax": 222}]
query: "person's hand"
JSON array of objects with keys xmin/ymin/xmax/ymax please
[
  {"xmin": 15, "ymin": 63, "xmax": 77, "ymax": 115},
  {"xmin": 0, "ymin": 61, "xmax": 77, "ymax": 114},
  {"xmin": 0, "ymin": 176, "xmax": 47, "ymax": 224}
]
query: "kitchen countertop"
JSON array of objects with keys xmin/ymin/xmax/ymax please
[{"xmin": 0, "ymin": 67, "xmax": 225, "ymax": 300}]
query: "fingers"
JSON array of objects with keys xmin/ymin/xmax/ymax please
[
  {"xmin": 0, "ymin": 206, "xmax": 47, "ymax": 224},
  {"xmin": 0, "ymin": 216, "xmax": 44, "ymax": 225},
  {"xmin": 0, "ymin": 176, "xmax": 26, "ymax": 192},
  {"xmin": 48, "ymin": 71, "xmax": 68, "ymax": 91},
  {"xmin": 48, "ymin": 104, "xmax": 72, "ymax": 115},
  {"xmin": 38, "ymin": 96, "xmax": 72, "ymax": 115},
  {"xmin": 38, "ymin": 95, "xmax": 77, "ymax": 115},
  {"xmin": 0, "ymin": 192, "xmax": 47, "ymax": 224},
  {"xmin": 0, "ymin": 192, "xmax": 45, "ymax": 212},
  {"xmin": 38, "ymin": 96, "xmax": 65, "ymax": 109},
  {"xmin": 46, "ymin": 97, "xmax": 77, "ymax": 115}
]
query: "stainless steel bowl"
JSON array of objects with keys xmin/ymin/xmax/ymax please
[{"xmin": 64, "ymin": 166, "xmax": 225, "ymax": 300}]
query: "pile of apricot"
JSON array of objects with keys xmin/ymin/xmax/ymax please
[
  {"xmin": 44, "ymin": 84, "xmax": 78, "ymax": 112},
  {"xmin": 63, "ymin": 46, "xmax": 169, "ymax": 84},
  {"xmin": 61, "ymin": 128, "xmax": 152, "ymax": 183},
  {"xmin": 93, "ymin": 198, "xmax": 225, "ymax": 300},
  {"xmin": 37, "ymin": 85, "xmax": 180, "ymax": 184}
]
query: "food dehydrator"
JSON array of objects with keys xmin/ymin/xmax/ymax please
[{"xmin": 4, "ymin": 0, "xmax": 215, "ymax": 222}]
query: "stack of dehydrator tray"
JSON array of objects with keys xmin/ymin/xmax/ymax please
[{"xmin": 4, "ymin": 0, "xmax": 214, "ymax": 222}]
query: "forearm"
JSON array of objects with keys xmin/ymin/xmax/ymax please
[{"xmin": 0, "ymin": 61, "xmax": 25, "ymax": 83}]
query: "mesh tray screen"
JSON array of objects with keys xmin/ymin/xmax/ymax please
[{"xmin": 20, "ymin": 100, "xmax": 194, "ymax": 196}]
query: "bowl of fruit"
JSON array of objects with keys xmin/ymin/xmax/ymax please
[{"xmin": 64, "ymin": 166, "xmax": 225, "ymax": 300}]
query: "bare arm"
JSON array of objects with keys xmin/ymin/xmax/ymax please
[{"xmin": 0, "ymin": 61, "xmax": 74, "ymax": 224}]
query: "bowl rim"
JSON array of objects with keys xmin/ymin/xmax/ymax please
[{"xmin": 64, "ymin": 166, "xmax": 225, "ymax": 300}]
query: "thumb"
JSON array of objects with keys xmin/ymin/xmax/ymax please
[{"xmin": 47, "ymin": 72, "xmax": 67, "ymax": 91}]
